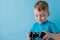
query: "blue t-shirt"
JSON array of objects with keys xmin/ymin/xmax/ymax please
[{"xmin": 30, "ymin": 21, "xmax": 59, "ymax": 40}]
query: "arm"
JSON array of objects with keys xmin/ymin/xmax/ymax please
[
  {"xmin": 28, "ymin": 32, "xmax": 32, "ymax": 40},
  {"xmin": 47, "ymin": 23, "xmax": 60, "ymax": 40},
  {"xmin": 50, "ymin": 33, "xmax": 60, "ymax": 40},
  {"xmin": 43, "ymin": 32, "xmax": 60, "ymax": 40}
]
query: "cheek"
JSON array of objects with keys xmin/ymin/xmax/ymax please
[
  {"xmin": 35, "ymin": 17, "xmax": 38, "ymax": 20},
  {"xmin": 42, "ymin": 17, "xmax": 47, "ymax": 20}
]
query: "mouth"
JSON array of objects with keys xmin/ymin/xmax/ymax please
[
  {"xmin": 39, "ymin": 20, "xmax": 43, "ymax": 22},
  {"xmin": 38, "ymin": 20, "xmax": 43, "ymax": 23}
]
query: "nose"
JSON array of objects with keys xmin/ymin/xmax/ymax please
[{"xmin": 38, "ymin": 15, "xmax": 41, "ymax": 20}]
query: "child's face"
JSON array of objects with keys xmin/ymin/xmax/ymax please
[{"xmin": 34, "ymin": 9, "xmax": 49, "ymax": 24}]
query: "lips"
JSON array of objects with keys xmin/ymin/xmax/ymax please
[
  {"xmin": 39, "ymin": 20, "xmax": 43, "ymax": 22},
  {"xmin": 38, "ymin": 20, "xmax": 43, "ymax": 23}
]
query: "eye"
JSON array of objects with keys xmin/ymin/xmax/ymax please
[
  {"xmin": 35, "ymin": 15, "xmax": 38, "ymax": 17},
  {"xmin": 41, "ymin": 15, "xmax": 45, "ymax": 17}
]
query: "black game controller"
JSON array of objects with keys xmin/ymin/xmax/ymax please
[{"xmin": 29, "ymin": 32, "xmax": 46, "ymax": 39}]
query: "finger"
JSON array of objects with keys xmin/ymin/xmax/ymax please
[{"xmin": 43, "ymin": 34, "xmax": 48, "ymax": 39}]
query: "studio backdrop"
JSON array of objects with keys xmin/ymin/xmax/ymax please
[{"xmin": 0, "ymin": 0, "xmax": 60, "ymax": 40}]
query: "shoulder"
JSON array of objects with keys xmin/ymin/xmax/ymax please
[
  {"xmin": 30, "ymin": 22, "xmax": 38, "ymax": 32},
  {"xmin": 31, "ymin": 22, "xmax": 39, "ymax": 27},
  {"xmin": 48, "ymin": 21, "xmax": 56, "ymax": 26},
  {"xmin": 48, "ymin": 21, "xmax": 59, "ymax": 34},
  {"xmin": 48, "ymin": 21, "xmax": 57, "ymax": 30}
]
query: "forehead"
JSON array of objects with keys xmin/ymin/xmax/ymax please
[{"xmin": 34, "ymin": 8, "xmax": 48, "ymax": 15}]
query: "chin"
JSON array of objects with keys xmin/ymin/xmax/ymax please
[{"xmin": 37, "ymin": 21, "xmax": 43, "ymax": 24}]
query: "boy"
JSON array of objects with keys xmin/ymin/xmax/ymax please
[{"xmin": 28, "ymin": 1, "xmax": 60, "ymax": 40}]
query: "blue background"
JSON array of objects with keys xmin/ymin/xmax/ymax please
[{"xmin": 0, "ymin": 0, "xmax": 60, "ymax": 40}]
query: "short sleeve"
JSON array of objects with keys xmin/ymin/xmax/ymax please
[
  {"xmin": 30, "ymin": 24, "xmax": 35, "ymax": 32},
  {"xmin": 29, "ymin": 22, "xmax": 37, "ymax": 32},
  {"xmin": 50, "ymin": 23, "xmax": 59, "ymax": 34}
]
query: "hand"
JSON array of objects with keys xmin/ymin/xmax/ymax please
[
  {"xmin": 43, "ymin": 31, "xmax": 51, "ymax": 40},
  {"xmin": 43, "ymin": 33, "xmax": 49, "ymax": 40},
  {"xmin": 28, "ymin": 32, "xmax": 33, "ymax": 40}
]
